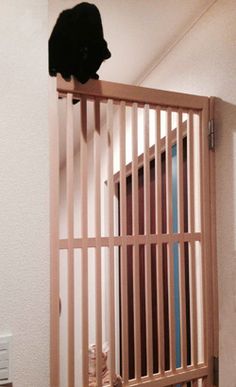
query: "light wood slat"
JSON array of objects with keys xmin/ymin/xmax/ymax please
[
  {"xmin": 57, "ymin": 74, "xmax": 209, "ymax": 110},
  {"xmin": 187, "ymin": 113, "xmax": 195, "ymax": 237},
  {"xmin": 131, "ymin": 103, "xmax": 141, "ymax": 380},
  {"xmin": 155, "ymin": 107, "xmax": 165, "ymax": 375},
  {"xmin": 59, "ymin": 232, "xmax": 202, "ymax": 250},
  {"xmin": 107, "ymin": 99, "xmax": 116, "ymax": 384},
  {"xmin": 166, "ymin": 108, "xmax": 176, "ymax": 372},
  {"xmin": 178, "ymin": 246, "xmax": 187, "ymax": 367},
  {"xmin": 177, "ymin": 110, "xmax": 187, "ymax": 370},
  {"xmin": 167, "ymin": 242, "xmax": 176, "ymax": 372},
  {"xmin": 50, "ymin": 79, "xmax": 60, "ymax": 387},
  {"xmin": 199, "ymin": 110, "xmax": 207, "ymax": 367},
  {"xmin": 187, "ymin": 111, "xmax": 198, "ymax": 367},
  {"xmin": 144, "ymin": 104, "xmax": 153, "ymax": 377},
  {"xmin": 189, "ymin": 241, "xmax": 197, "ymax": 366},
  {"xmin": 66, "ymin": 93, "xmax": 75, "ymax": 387},
  {"xmin": 208, "ymin": 97, "xmax": 218, "ymax": 365},
  {"xmin": 94, "ymin": 99, "xmax": 102, "ymax": 387},
  {"xmin": 200, "ymin": 102, "xmax": 210, "ymax": 367},
  {"xmin": 166, "ymin": 109, "xmax": 173, "ymax": 234},
  {"xmin": 156, "ymin": 242, "xmax": 165, "ymax": 374},
  {"xmin": 155, "ymin": 107, "xmax": 162, "ymax": 235},
  {"xmin": 80, "ymin": 97, "xmax": 89, "ymax": 386},
  {"xmin": 120, "ymin": 101, "xmax": 129, "ymax": 382},
  {"xmin": 194, "ymin": 114, "xmax": 204, "ymax": 366},
  {"xmin": 177, "ymin": 111, "xmax": 185, "ymax": 234}
]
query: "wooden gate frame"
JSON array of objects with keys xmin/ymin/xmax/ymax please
[{"xmin": 50, "ymin": 75, "xmax": 218, "ymax": 387}]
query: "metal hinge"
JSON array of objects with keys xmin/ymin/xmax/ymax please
[
  {"xmin": 208, "ymin": 119, "xmax": 215, "ymax": 150},
  {"xmin": 213, "ymin": 356, "xmax": 219, "ymax": 386}
]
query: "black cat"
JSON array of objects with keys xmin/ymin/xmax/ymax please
[{"xmin": 49, "ymin": 2, "xmax": 111, "ymax": 83}]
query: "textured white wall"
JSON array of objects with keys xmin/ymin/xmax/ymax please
[
  {"xmin": 0, "ymin": 1, "xmax": 49, "ymax": 387},
  {"xmin": 142, "ymin": 0, "xmax": 236, "ymax": 386}
]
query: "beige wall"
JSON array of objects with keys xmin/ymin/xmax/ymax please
[
  {"xmin": 0, "ymin": 1, "xmax": 49, "ymax": 387},
  {"xmin": 141, "ymin": 0, "xmax": 236, "ymax": 386}
]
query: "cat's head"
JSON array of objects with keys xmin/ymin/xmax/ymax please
[{"xmin": 88, "ymin": 343, "xmax": 109, "ymax": 377}]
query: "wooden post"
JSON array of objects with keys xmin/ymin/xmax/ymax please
[
  {"xmin": 94, "ymin": 99, "xmax": 102, "ymax": 387},
  {"xmin": 166, "ymin": 108, "xmax": 176, "ymax": 372},
  {"xmin": 66, "ymin": 93, "xmax": 75, "ymax": 387},
  {"xmin": 119, "ymin": 101, "xmax": 129, "ymax": 383},
  {"xmin": 132, "ymin": 103, "xmax": 141, "ymax": 381},
  {"xmin": 144, "ymin": 104, "xmax": 153, "ymax": 377},
  {"xmin": 80, "ymin": 97, "xmax": 89, "ymax": 387},
  {"xmin": 50, "ymin": 78, "xmax": 60, "ymax": 387}
]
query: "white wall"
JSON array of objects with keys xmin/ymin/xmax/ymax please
[
  {"xmin": 141, "ymin": 0, "xmax": 236, "ymax": 386},
  {"xmin": 0, "ymin": 2, "xmax": 49, "ymax": 387}
]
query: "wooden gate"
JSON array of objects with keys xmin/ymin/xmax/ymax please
[{"xmin": 50, "ymin": 75, "xmax": 218, "ymax": 387}]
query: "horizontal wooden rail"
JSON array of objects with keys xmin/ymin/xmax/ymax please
[
  {"xmin": 59, "ymin": 233, "xmax": 201, "ymax": 249},
  {"xmin": 57, "ymin": 75, "xmax": 209, "ymax": 110},
  {"xmin": 122, "ymin": 365, "xmax": 208, "ymax": 387}
]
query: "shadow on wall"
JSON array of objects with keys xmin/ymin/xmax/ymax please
[{"xmin": 214, "ymin": 98, "xmax": 236, "ymax": 385}]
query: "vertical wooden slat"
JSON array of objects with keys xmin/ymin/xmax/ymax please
[
  {"xmin": 166, "ymin": 108, "xmax": 176, "ymax": 372},
  {"xmin": 166, "ymin": 109, "xmax": 173, "ymax": 234},
  {"xmin": 80, "ymin": 97, "xmax": 89, "ymax": 386},
  {"xmin": 155, "ymin": 109, "xmax": 162, "ymax": 236},
  {"xmin": 177, "ymin": 111, "xmax": 184, "ymax": 235},
  {"xmin": 94, "ymin": 100, "xmax": 102, "ymax": 387},
  {"xmin": 66, "ymin": 93, "xmax": 75, "ymax": 387},
  {"xmin": 177, "ymin": 110, "xmax": 187, "ymax": 370},
  {"xmin": 131, "ymin": 103, "xmax": 141, "ymax": 380},
  {"xmin": 107, "ymin": 100, "xmax": 116, "ymax": 384},
  {"xmin": 50, "ymin": 80, "xmax": 60, "ymax": 387},
  {"xmin": 187, "ymin": 111, "xmax": 198, "ymax": 367},
  {"xmin": 144, "ymin": 104, "xmax": 153, "ymax": 377},
  {"xmin": 200, "ymin": 101, "xmax": 211, "ymax": 369},
  {"xmin": 155, "ymin": 106, "xmax": 165, "ymax": 375},
  {"xmin": 189, "ymin": 238, "xmax": 198, "ymax": 366},
  {"xmin": 193, "ymin": 113, "xmax": 204, "ymax": 366},
  {"xmin": 209, "ymin": 97, "xmax": 218, "ymax": 361},
  {"xmin": 199, "ymin": 109, "xmax": 208, "ymax": 367},
  {"xmin": 120, "ymin": 101, "xmax": 129, "ymax": 383},
  {"xmin": 206, "ymin": 97, "xmax": 217, "ymax": 384}
]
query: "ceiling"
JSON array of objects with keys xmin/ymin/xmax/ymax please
[{"xmin": 49, "ymin": 0, "xmax": 216, "ymax": 86}]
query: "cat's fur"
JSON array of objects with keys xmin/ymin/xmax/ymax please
[{"xmin": 49, "ymin": 2, "xmax": 111, "ymax": 83}]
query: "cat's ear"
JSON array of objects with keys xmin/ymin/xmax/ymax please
[{"xmin": 104, "ymin": 48, "xmax": 111, "ymax": 59}]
